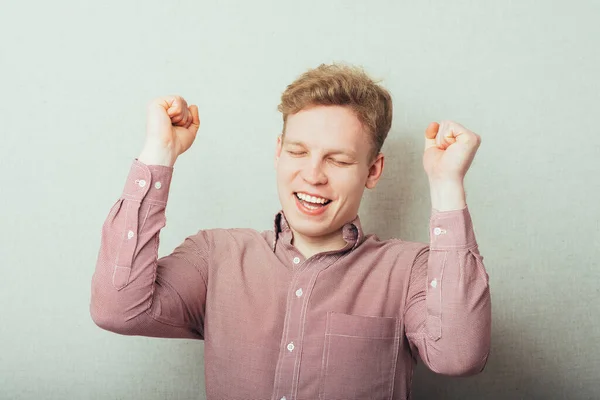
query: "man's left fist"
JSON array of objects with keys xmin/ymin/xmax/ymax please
[{"xmin": 423, "ymin": 120, "xmax": 481, "ymax": 183}]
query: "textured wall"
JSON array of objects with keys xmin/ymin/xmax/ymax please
[{"xmin": 1, "ymin": 1, "xmax": 598, "ymax": 399}]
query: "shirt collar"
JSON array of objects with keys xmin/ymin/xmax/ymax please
[{"xmin": 272, "ymin": 211, "xmax": 365, "ymax": 252}]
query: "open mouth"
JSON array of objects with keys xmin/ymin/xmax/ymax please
[{"xmin": 294, "ymin": 192, "xmax": 332, "ymax": 212}]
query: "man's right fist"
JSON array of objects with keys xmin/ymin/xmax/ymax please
[{"xmin": 139, "ymin": 95, "xmax": 200, "ymax": 167}]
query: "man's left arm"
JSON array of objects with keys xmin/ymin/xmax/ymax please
[
  {"xmin": 405, "ymin": 203, "xmax": 492, "ymax": 376},
  {"xmin": 404, "ymin": 120, "xmax": 492, "ymax": 376}
]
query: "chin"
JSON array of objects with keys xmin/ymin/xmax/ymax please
[
  {"xmin": 284, "ymin": 206, "xmax": 342, "ymax": 240},
  {"xmin": 288, "ymin": 217, "xmax": 334, "ymax": 238}
]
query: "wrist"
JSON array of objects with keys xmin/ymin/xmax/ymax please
[
  {"xmin": 138, "ymin": 146, "xmax": 177, "ymax": 167},
  {"xmin": 428, "ymin": 179, "xmax": 466, "ymax": 211}
]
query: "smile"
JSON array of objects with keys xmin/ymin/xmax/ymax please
[{"xmin": 294, "ymin": 192, "xmax": 332, "ymax": 215}]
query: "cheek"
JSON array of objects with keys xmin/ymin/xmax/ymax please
[
  {"xmin": 331, "ymin": 170, "xmax": 367, "ymax": 197},
  {"xmin": 276, "ymin": 159, "xmax": 300, "ymax": 182}
]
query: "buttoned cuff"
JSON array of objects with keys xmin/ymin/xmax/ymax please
[
  {"xmin": 121, "ymin": 159, "xmax": 174, "ymax": 204},
  {"xmin": 429, "ymin": 205, "xmax": 477, "ymax": 250}
]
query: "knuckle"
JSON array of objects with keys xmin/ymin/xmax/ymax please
[{"xmin": 466, "ymin": 133, "xmax": 481, "ymax": 146}]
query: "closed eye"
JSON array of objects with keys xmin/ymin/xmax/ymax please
[
  {"xmin": 287, "ymin": 150, "xmax": 307, "ymax": 156},
  {"xmin": 329, "ymin": 159, "xmax": 353, "ymax": 166}
]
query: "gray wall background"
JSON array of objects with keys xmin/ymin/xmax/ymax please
[{"xmin": 1, "ymin": 0, "xmax": 599, "ymax": 399}]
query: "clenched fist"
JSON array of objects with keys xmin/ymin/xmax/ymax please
[
  {"xmin": 423, "ymin": 120, "xmax": 481, "ymax": 183},
  {"xmin": 421, "ymin": 120, "xmax": 482, "ymax": 211},
  {"xmin": 139, "ymin": 95, "xmax": 200, "ymax": 167}
]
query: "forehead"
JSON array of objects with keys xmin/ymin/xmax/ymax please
[{"xmin": 284, "ymin": 105, "xmax": 370, "ymax": 151}]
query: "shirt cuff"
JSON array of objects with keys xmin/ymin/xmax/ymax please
[
  {"xmin": 429, "ymin": 205, "xmax": 477, "ymax": 250},
  {"xmin": 121, "ymin": 159, "xmax": 174, "ymax": 204}
]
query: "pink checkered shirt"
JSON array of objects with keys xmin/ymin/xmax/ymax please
[{"xmin": 90, "ymin": 159, "xmax": 491, "ymax": 400}]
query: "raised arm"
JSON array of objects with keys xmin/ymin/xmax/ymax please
[
  {"xmin": 405, "ymin": 206, "xmax": 491, "ymax": 375},
  {"xmin": 90, "ymin": 96, "xmax": 208, "ymax": 339},
  {"xmin": 404, "ymin": 120, "xmax": 492, "ymax": 375}
]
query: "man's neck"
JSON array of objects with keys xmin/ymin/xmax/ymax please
[{"xmin": 290, "ymin": 229, "xmax": 348, "ymax": 259}]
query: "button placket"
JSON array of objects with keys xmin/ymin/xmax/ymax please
[
  {"xmin": 283, "ymin": 274, "xmax": 305, "ymax": 358},
  {"xmin": 272, "ymin": 261, "xmax": 314, "ymax": 398},
  {"xmin": 273, "ymin": 253, "xmax": 342, "ymax": 398}
]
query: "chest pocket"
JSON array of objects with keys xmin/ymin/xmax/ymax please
[{"xmin": 320, "ymin": 312, "xmax": 400, "ymax": 400}]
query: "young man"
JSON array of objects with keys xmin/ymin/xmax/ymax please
[{"xmin": 91, "ymin": 64, "xmax": 491, "ymax": 400}]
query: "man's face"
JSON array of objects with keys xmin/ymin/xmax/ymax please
[{"xmin": 275, "ymin": 105, "xmax": 384, "ymax": 241}]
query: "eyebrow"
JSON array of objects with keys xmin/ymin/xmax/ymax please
[{"xmin": 284, "ymin": 140, "xmax": 357, "ymax": 158}]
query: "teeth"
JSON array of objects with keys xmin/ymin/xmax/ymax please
[{"xmin": 296, "ymin": 192, "xmax": 329, "ymax": 204}]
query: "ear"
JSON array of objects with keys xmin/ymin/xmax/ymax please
[
  {"xmin": 274, "ymin": 134, "xmax": 283, "ymax": 169},
  {"xmin": 365, "ymin": 153, "xmax": 384, "ymax": 189}
]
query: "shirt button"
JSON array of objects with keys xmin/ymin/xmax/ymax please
[
  {"xmin": 154, "ymin": 182, "xmax": 162, "ymax": 189},
  {"xmin": 127, "ymin": 230, "xmax": 134, "ymax": 239},
  {"xmin": 430, "ymin": 279, "xmax": 438, "ymax": 288},
  {"xmin": 287, "ymin": 342, "xmax": 294, "ymax": 352},
  {"xmin": 295, "ymin": 288, "xmax": 303, "ymax": 297},
  {"xmin": 293, "ymin": 257, "xmax": 300, "ymax": 265},
  {"xmin": 433, "ymin": 227, "xmax": 442, "ymax": 235},
  {"xmin": 138, "ymin": 179, "xmax": 147, "ymax": 188}
]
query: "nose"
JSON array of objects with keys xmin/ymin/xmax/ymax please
[{"xmin": 301, "ymin": 160, "xmax": 328, "ymax": 186}]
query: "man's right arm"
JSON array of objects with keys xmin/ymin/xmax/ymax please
[{"xmin": 90, "ymin": 96, "xmax": 207, "ymax": 339}]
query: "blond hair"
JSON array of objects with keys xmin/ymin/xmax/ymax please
[{"xmin": 278, "ymin": 63, "xmax": 393, "ymax": 161}]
